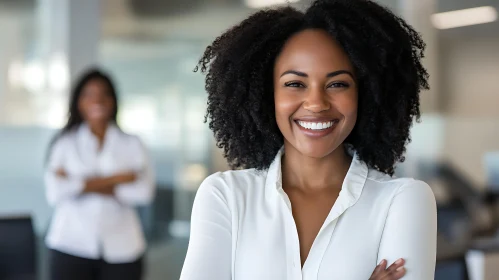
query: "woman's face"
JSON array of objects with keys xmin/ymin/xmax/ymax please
[
  {"xmin": 78, "ymin": 78, "xmax": 115, "ymax": 124},
  {"xmin": 273, "ymin": 29, "xmax": 358, "ymax": 159}
]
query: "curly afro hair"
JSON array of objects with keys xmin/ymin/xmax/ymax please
[{"xmin": 195, "ymin": 0, "xmax": 429, "ymax": 175}]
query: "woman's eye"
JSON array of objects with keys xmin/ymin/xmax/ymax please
[
  {"xmin": 284, "ymin": 82, "xmax": 304, "ymax": 88},
  {"xmin": 328, "ymin": 82, "xmax": 349, "ymax": 88}
]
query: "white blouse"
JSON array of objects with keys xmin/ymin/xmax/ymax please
[
  {"xmin": 44, "ymin": 123, "xmax": 155, "ymax": 263},
  {"xmin": 180, "ymin": 148, "xmax": 437, "ymax": 280}
]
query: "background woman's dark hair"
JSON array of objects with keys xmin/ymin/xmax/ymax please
[
  {"xmin": 195, "ymin": 0, "xmax": 429, "ymax": 175},
  {"xmin": 46, "ymin": 68, "xmax": 119, "ymax": 159}
]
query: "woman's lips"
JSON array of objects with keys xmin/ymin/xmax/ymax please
[
  {"xmin": 87, "ymin": 105, "xmax": 108, "ymax": 119},
  {"xmin": 294, "ymin": 119, "xmax": 339, "ymax": 138}
]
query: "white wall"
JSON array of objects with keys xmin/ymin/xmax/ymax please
[{"xmin": 440, "ymin": 37, "xmax": 499, "ymax": 118}]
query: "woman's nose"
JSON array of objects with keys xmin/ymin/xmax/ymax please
[{"xmin": 303, "ymin": 88, "xmax": 330, "ymax": 113}]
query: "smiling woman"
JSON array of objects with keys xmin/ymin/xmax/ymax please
[
  {"xmin": 44, "ymin": 69, "xmax": 155, "ymax": 280},
  {"xmin": 181, "ymin": 1, "xmax": 436, "ymax": 280}
]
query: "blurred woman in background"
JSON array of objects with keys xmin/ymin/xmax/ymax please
[{"xmin": 44, "ymin": 69, "xmax": 155, "ymax": 280}]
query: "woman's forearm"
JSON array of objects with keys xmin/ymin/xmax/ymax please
[
  {"xmin": 82, "ymin": 172, "xmax": 137, "ymax": 195},
  {"xmin": 55, "ymin": 168, "xmax": 137, "ymax": 195},
  {"xmin": 83, "ymin": 177, "xmax": 117, "ymax": 195}
]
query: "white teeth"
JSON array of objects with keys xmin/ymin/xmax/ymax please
[{"xmin": 297, "ymin": 120, "xmax": 336, "ymax": 130}]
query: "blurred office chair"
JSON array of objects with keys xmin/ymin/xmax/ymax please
[
  {"xmin": 0, "ymin": 215, "xmax": 37, "ymax": 280},
  {"xmin": 150, "ymin": 186, "xmax": 174, "ymax": 241},
  {"xmin": 436, "ymin": 233, "xmax": 470, "ymax": 280},
  {"xmin": 438, "ymin": 164, "xmax": 499, "ymax": 236},
  {"xmin": 435, "ymin": 258, "xmax": 469, "ymax": 280},
  {"xmin": 418, "ymin": 160, "xmax": 499, "ymax": 280},
  {"xmin": 136, "ymin": 185, "xmax": 175, "ymax": 242},
  {"xmin": 416, "ymin": 162, "xmax": 473, "ymax": 280}
]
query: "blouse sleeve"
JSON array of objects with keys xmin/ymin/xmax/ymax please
[
  {"xmin": 377, "ymin": 180, "xmax": 437, "ymax": 280},
  {"xmin": 44, "ymin": 137, "xmax": 85, "ymax": 207},
  {"xmin": 114, "ymin": 136, "xmax": 156, "ymax": 206},
  {"xmin": 180, "ymin": 173, "xmax": 232, "ymax": 280}
]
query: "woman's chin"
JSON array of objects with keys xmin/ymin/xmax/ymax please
[{"xmin": 290, "ymin": 142, "xmax": 340, "ymax": 160}]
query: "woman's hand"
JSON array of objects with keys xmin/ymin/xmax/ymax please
[
  {"xmin": 55, "ymin": 168, "xmax": 68, "ymax": 178},
  {"xmin": 84, "ymin": 177, "xmax": 116, "ymax": 195},
  {"xmin": 111, "ymin": 172, "xmax": 137, "ymax": 184},
  {"xmin": 369, "ymin": 259, "xmax": 406, "ymax": 280}
]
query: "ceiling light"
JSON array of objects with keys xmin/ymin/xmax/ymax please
[
  {"xmin": 432, "ymin": 6, "xmax": 497, "ymax": 29},
  {"xmin": 245, "ymin": 0, "xmax": 300, "ymax": 9}
]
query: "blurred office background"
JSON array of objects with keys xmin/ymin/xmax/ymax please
[{"xmin": 0, "ymin": 0, "xmax": 498, "ymax": 279}]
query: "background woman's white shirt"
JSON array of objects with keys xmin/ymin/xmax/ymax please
[
  {"xmin": 44, "ymin": 123, "xmax": 155, "ymax": 263},
  {"xmin": 180, "ymin": 148, "xmax": 437, "ymax": 280}
]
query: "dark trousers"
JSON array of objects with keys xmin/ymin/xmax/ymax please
[{"xmin": 49, "ymin": 249, "xmax": 144, "ymax": 280}]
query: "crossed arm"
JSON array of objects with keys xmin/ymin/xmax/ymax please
[{"xmin": 45, "ymin": 137, "xmax": 155, "ymax": 207}]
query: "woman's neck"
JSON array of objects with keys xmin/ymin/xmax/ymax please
[
  {"xmin": 87, "ymin": 121, "xmax": 109, "ymax": 149},
  {"xmin": 281, "ymin": 143, "xmax": 352, "ymax": 191}
]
